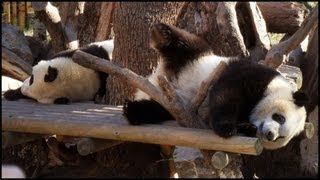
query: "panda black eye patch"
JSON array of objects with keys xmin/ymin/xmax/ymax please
[
  {"xmin": 272, "ymin": 113, "xmax": 285, "ymax": 124},
  {"xmin": 29, "ymin": 75, "xmax": 34, "ymax": 85},
  {"xmin": 44, "ymin": 66, "xmax": 58, "ymax": 82}
]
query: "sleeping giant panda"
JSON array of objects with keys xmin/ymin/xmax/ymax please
[
  {"xmin": 123, "ymin": 23, "xmax": 308, "ymax": 150},
  {"xmin": 3, "ymin": 39, "xmax": 114, "ymax": 104}
]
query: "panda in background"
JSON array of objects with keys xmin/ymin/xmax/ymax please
[
  {"xmin": 123, "ymin": 23, "xmax": 309, "ymax": 150},
  {"xmin": 3, "ymin": 39, "xmax": 114, "ymax": 104}
]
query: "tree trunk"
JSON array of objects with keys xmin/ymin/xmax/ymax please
[
  {"xmin": 177, "ymin": 2, "xmax": 270, "ymax": 61},
  {"xmin": 95, "ymin": 2, "xmax": 115, "ymax": 41},
  {"xmin": 77, "ymin": 2, "xmax": 102, "ymax": 46},
  {"xmin": 300, "ymin": 26, "xmax": 318, "ymax": 113},
  {"xmin": 108, "ymin": 2, "xmax": 183, "ymax": 105}
]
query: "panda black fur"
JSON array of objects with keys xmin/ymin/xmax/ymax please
[
  {"xmin": 3, "ymin": 40, "xmax": 113, "ymax": 104},
  {"xmin": 123, "ymin": 23, "xmax": 309, "ymax": 150}
]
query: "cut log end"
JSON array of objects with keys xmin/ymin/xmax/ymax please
[
  {"xmin": 304, "ymin": 122, "xmax": 314, "ymax": 139},
  {"xmin": 211, "ymin": 151, "xmax": 229, "ymax": 170}
]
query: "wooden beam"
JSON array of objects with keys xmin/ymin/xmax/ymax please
[{"xmin": 2, "ymin": 100, "xmax": 263, "ymax": 155}]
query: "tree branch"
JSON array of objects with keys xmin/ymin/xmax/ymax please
[
  {"xmin": 59, "ymin": 2, "xmax": 85, "ymax": 49},
  {"xmin": 263, "ymin": 4, "xmax": 318, "ymax": 69},
  {"xmin": 72, "ymin": 50, "xmax": 227, "ymax": 130},
  {"xmin": 189, "ymin": 62, "xmax": 227, "ymax": 113},
  {"xmin": 157, "ymin": 76, "xmax": 201, "ymax": 128},
  {"xmin": 72, "ymin": 50, "xmax": 163, "ymax": 106},
  {"xmin": 32, "ymin": 2, "xmax": 66, "ymax": 53}
]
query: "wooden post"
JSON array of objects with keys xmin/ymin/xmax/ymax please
[
  {"xmin": 304, "ymin": 122, "xmax": 314, "ymax": 139},
  {"xmin": 18, "ymin": 2, "xmax": 26, "ymax": 30},
  {"xmin": 77, "ymin": 138, "xmax": 122, "ymax": 156},
  {"xmin": 11, "ymin": 2, "xmax": 18, "ymax": 26},
  {"xmin": 160, "ymin": 145, "xmax": 176, "ymax": 178},
  {"xmin": 2, "ymin": 131, "xmax": 44, "ymax": 148}
]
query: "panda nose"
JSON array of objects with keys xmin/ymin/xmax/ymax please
[{"xmin": 266, "ymin": 131, "xmax": 275, "ymax": 141}]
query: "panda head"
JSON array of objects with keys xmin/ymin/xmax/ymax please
[
  {"xmin": 249, "ymin": 75, "xmax": 308, "ymax": 149},
  {"xmin": 20, "ymin": 57, "xmax": 100, "ymax": 104}
]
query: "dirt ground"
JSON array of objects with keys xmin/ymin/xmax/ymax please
[{"xmin": 2, "ymin": 140, "xmax": 170, "ymax": 178}]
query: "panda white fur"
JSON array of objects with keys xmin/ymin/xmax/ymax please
[
  {"xmin": 3, "ymin": 39, "xmax": 113, "ymax": 104},
  {"xmin": 123, "ymin": 23, "xmax": 308, "ymax": 150}
]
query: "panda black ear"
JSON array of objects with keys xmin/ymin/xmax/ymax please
[
  {"xmin": 293, "ymin": 90, "xmax": 309, "ymax": 107},
  {"xmin": 44, "ymin": 66, "xmax": 58, "ymax": 82}
]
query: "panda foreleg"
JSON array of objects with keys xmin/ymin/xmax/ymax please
[
  {"xmin": 123, "ymin": 99, "xmax": 174, "ymax": 125},
  {"xmin": 210, "ymin": 103, "xmax": 240, "ymax": 138},
  {"xmin": 3, "ymin": 87, "xmax": 32, "ymax": 101},
  {"xmin": 94, "ymin": 72, "xmax": 108, "ymax": 104}
]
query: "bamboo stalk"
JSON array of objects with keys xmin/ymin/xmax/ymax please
[
  {"xmin": 11, "ymin": 2, "xmax": 17, "ymax": 26},
  {"xmin": 3, "ymin": 2, "xmax": 11, "ymax": 23},
  {"xmin": 18, "ymin": 2, "xmax": 26, "ymax": 30},
  {"xmin": 26, "ymin": 2, "xmax": 34, "ymax": 14}
]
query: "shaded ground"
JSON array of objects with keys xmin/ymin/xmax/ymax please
[{"xmin": 2, "ymin": 140, "xmax": 169, "ymax": 178}]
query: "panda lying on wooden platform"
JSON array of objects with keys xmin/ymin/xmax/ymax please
[
  {"xmin": 3, "ymin": 40, "xmax": 113, "ymax": 104},
  {"xmin": 123, "ymin": 23, "xmax": 309, "ymax": 150}
]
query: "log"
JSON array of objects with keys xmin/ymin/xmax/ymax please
[
  {"xmin": 211, "ymin": 151, "xmax": 229, "ymax": 170},
  {"xmin": 2, "ymin": 100, "xmax": 263, "ymax": 155},
  {"xmin": 2, "ymin": 131, "xmax": 44, "ymax": 148},
  {"xmin": 304, "ymin": 122, "xmax": 314, "ymax": 139},
  {"xmin": 257, "ymin": 2, "xmax": 309, "ymax": 34},
  {"xmin": 2, "ymin": 23, "xmax": 34, "ymax": 65},
  {"xmin": 2, "ymin": 47, "xmax": 32, "ymax": 81},
  {"xmin": 77, "ymin": 138, "xmax": 122, "ymax": 156}
]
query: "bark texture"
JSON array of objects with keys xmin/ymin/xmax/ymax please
[{"xmin": 108, "ymin": 2, "xmax": 183, "ymax": 105}]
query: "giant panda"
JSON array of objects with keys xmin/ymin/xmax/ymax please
[
  {"xmin": 123, "ymin": 23, "xmax": 308, "ymax": 150},
  {"xmin": 3, "ymin": 39, "xmax": 114, "ymax": 104}
]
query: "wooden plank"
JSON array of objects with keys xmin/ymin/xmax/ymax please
[{"xmin": 1, "ymin": 100, "xmax": 262, "ymax": 155}]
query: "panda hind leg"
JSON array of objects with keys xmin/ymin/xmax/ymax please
[
  {"xmin": 123, "ymin": 99, "xmax": 174, "ymax": 125},
  {"xmin": 54, "ymin": 97, "xmax": 70, "ymax": 104}
]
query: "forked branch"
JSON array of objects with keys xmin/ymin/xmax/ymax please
[
  {"xmin": 263, "ymin": 4, "xmax": 318, "ymax": 68},
  {"xmin": 72, "ymin": 50, "xmax": 226, "ymax": 129}
]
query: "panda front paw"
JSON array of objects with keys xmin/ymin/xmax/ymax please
[
  {"xmin": 237, "ymin": 123, "xmax": 257, "ymax": 137},
  {"xmin": 212, "ymin": 121, "xmax": 237, "ymax": 138},
  {"xmin": 150, "ymin": 23, "xmax": 173, "ymax": 49}
]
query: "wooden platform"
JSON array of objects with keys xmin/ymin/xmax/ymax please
[{"xmin": 2, "ymin": 99, "xmax": 262, "ymax": 155}]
